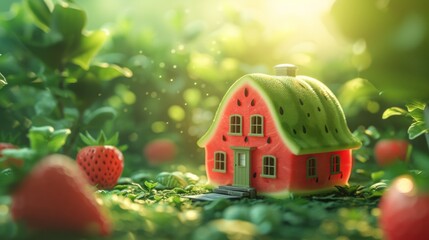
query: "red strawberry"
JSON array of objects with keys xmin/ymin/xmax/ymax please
[
  {"xmin": 143, "ymin": 139, "xmax": 177, "ymax": 165},
  {"xmin": 0, "ymin": 142, "xmax": 23, "ymax": 168},
  {"xmin": 374, "ymin": 139, "xmax": 410, "ymax": 166},
  {"xmin": 77, "ymin": 146, "xmax": 124, "ymax": 189},
  {"xmin": 379, "ymin": 175, "xmax": 429, "ymax": 240},
  {"xmin": 11, "ymin": 154, "xmax": 111, "ymax": 236}
]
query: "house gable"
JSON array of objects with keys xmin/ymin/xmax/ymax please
[{"xmin": 198, "ymin": 73, "xmax": 361, "ymax": 155}]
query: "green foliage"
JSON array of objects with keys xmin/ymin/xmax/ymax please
[
  {"xmin": 0, "ymin": 72, "xmax": 6, "ymax": 89},
  {"xmin": 337, "ymin": 78, "xmax": 380, "ymax": 117},
  {"xmin": 383, "ymin": 102, "xmax": 428, "ymax": 140},
  {"xmin": 0, "ymin": 0, "xmax": 131, "ymax": 156}
]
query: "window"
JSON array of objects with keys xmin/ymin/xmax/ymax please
[
  {"xmin": 307, "ymin": 158, "xmax": 317, "ymax": 178},
  {"xmin": 213, "ymin": 152, "xmax": 226, "ymax": 172},
  {"xmin": 330, "ymin": 155, "xmax": 341, "ymax": 174},
  {"xmin": 250, "ymin": 115, "xmax": 264, "ymax": 136},
  {"xmin": 261, "ymin": 155, "xmax": 276, "ymax": 178},
  {"xmin": 229, "ymin": 114, "xmax": 242, "ymax": 135},
  {"xmin": 238, "ymin": 153, "xmax": 246, "ymax": 167}
]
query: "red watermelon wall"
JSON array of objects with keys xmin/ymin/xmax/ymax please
[
  {"xmin": 204, "ymin": 84, "xmax": 352, "ymax": 194},
  {"xmin": 288, "ymin": 149, "xmax": 352, "ymax": 192}
]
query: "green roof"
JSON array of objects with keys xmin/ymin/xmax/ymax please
[{"xmin": 198, "ymin": 73, "xmax": 361, "ymax": 155}]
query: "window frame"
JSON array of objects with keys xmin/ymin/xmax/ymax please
[
  {"xmin": 228, "ymin": 114, "xmax": 242, "ymax": 136},
  {"xmin": 261, "ymin": 155, "xmax": 276, "ymax": 178},
  {"xmin": 213, "ymin": 151, "xmax": 226, "ymax": 173},
  {"xmin": 306, "ymin": 157, "xmax": 317, "ymax": 178},
  {"xmin": 249, "ymin": 114, "xmax": 264, "ymax": 137},
  {"xmin": 330, "ymin": 155, "xmax": 341, "ymax": 174}
]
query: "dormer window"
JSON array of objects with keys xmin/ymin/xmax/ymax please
[
  {"xmin": 249, "ymin": 115, "xmax": 264, "ymax": 136},
  {"xmin": 229, "ymin": 114, "xmax": 242, "ymax": 135}
]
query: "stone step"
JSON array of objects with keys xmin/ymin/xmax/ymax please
[
  {"xmin": 218, "ymin": 185, "xmax": 257, "ymax": 198},
  {"xmin": 213, "ymin": 188, "xmax": 250, "ymax": 197}
]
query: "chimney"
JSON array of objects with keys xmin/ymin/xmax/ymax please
[{"xmin": 274, "ymin": 64, "xmax": 298, "ymax": 77}]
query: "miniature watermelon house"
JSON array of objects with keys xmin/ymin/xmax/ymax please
[{"xmin": 197, "ymin": 64, "xmax": 361, "ymax": 197}]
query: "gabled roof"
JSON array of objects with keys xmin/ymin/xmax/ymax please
[{"xmin": 197, "ymin": 73, "xmax": 361, "ymax": 155}]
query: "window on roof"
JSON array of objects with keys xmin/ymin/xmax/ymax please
[
  {"xmin": 261, "ymin": 155, "xmax": 276, "ymax": 178},
  {"xmin": 213, "ymin": 151, "xmax": 226, "ymax": 172},
  {"xmin": 330, "ymin": 155, "xmax": 341, "ymax": 174},
  {"xmin": 307, "ymin": 158, "xmax": 317, "ymax": 178},
  {"xmin": 249, "ymin": 115, "xmax": 263, "ymax": 136},
  {"xmin": 229, "ymin": 114, "xmax": 242, "ymax": 135}
]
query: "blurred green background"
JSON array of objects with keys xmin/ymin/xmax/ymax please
[{"xmin": 0, "ymin": 0, "xmax": 428, "ymax": 172}]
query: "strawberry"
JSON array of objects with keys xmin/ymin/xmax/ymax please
[
  {"xmin": 76, "ymin": 132, "xmax": 124, "ymax": 189},
  {"xmin": 0, "ymin": 142, "xmax": 23, "ymax": 168},
  {"xmin": 11, "ymin": 154, "xmax": 111, "ymax": 236},
  {"xmin": 143, "ymin": 139, "xmax": 177, "ymax": 165},
  {"xmin": 379, "ymin": 175, "xmax": 429, "ymax": 240},
  {"xmin": 374, "ymin": 139, "xmax": 411, "ymax": 167}
]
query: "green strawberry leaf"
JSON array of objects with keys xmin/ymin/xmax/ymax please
[
  {"xmin": 406, "ymin": 101, "xmax": 426, "ymax": 112},
  {"xmin": 425, "ymin": 104, "xmax": 429, "ymax": 151},
  {"xmin": 382, "ymin": 107, "xmax": 408, "ymax": 119},
  {"xmin": 79, "ymin": 132, "xmax": 97, "ymax": 146},
  {"xmin": 79, "ymin": 131, "xmax": 126, "ymax": 150},
  {"xmin": 28, "ymin": 126, "xmax": 55, "ymax": 151},
  {"xmin": 0, "ymin": 72, "xmax": 6, "ymax": 89},
  {"xmin": 408, "ymin": 121, "xmax": 428, "ymax": 140},
  {"xmin": 408, "ymin": 108, "xmax": 424, "ymax": 122},
  {"xmin": 89, "ymin": 63, "xmax": 133, "ymax": 81},
  {"xmin": 364, "ymin": 125, "xmax": 380, "ymax": 139},
  {"xmin": 0, "ymin": 148, "xmax": 37, "ymax": 164},
  {"xmin": 47, "ymin": 129, "xmax": 71, "ymax": 153},
  {"xmin": 51, "ymin": 3, "xmax": 85, "ymax": 45},
  {"xmin": 25, "ymin": 0, "xmax": 53, "ymax": 31},
  {"xmin": 28, "ymin": 126, "xmax": 71, "ymax": 153},
  {"xmin": 83, "ymin": 106, "xmax": 117, "ymax": 126},
  {"xmin": 70, "ymin": 30, "xmax": 108, "ymax": 69}
]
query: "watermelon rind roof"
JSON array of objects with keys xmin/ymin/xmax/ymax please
[{"xmin": 197, "ymin": 73, "xmax": 361, "ymax": 155}]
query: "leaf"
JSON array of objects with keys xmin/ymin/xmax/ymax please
[
  {"xmin": 79, "ymin": 132, "xmax": 97, "ymax": 146},
  {"xmin": 364, "ymin": 125, "xmax": 380, "ymax": 139},
  {"xmin": 408, "ymin": 108, "xmax": 424, "ymax": 122},
  {"xmin": 1, "ymin": 148, "xmax": 37, "ymax": 163},
  {"xmin": 413, "ymin": 153, "xmax": 429, "ymax": 172},
  {"xmin": 144, "ymin": 181, "xmax": 158, "ymax": 191},
  {"xmin": 370, "ymin": 171, "xmax": 384, "ymax": 182},
  {"xmin": 26, "ymin": 0, "xmax": 53, "ymax": 31},
  {"xmin": 424, "ymin": 104, "xmax": 429, "ymax": 129},
  {"xmin": 382, "ymin": 107, "xmax": 408, "ymax": 119},
  {"xmin": 408, "ymin": 121, "xmax": 428, "ymax": 139},
  {"xmin": 83, "ymin": 106, "xmax": 117, "ymax": 125},
  {"xmin": 51, "ymin": 3, "xmax": 86, "ymax": 44},
  {"xmin": 28, "ymin": 126, "xmax": 55, "ymax": 151},
  {"xmin": 406, "ymin": 101, "xmax": 426, "ymax": 112},
  {"xmin": 0, "ymin": 72, "xmax": 6, "ymax": 89},
  {"xmin": 34, "ymin": 91, "xmax": 56, "ymax": 116},
  {"xmin": 155, "ymin": 172, "xmax": 188, "ymax": 189},
  {"xmin": 70, "ymin": 30, "xmax": 108, "ymax": 69},
  {"xmin": 89, "ymin": 63, "xmax": 133, "ymax": 81},
  {"xmin": 46, "ymin": 129, "xmax": 71, "ymax": 152},
  {"xmin": 27, "ymin": 126, "xmax": 70, "ymax": 152}
]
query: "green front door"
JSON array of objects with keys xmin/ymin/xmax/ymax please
[{"xmin": 232, "ymin": 147, "xmax": 251, "ymax": 187}]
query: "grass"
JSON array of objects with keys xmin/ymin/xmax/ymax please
[{"xmin": 0, "ymin": 166, "xmax": 385, "ymax": 240}]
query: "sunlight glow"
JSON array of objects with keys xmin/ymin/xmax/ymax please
[{"xmin": 395, "ymin": 176, "xmax": 414, "ymax": 195}]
